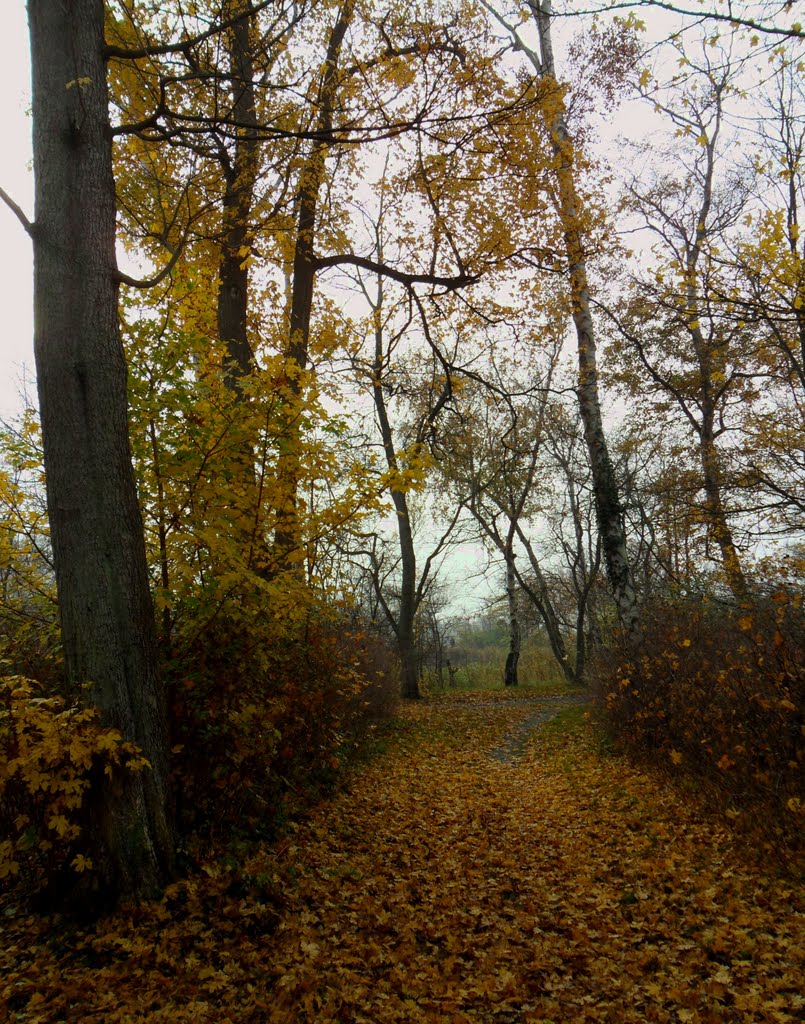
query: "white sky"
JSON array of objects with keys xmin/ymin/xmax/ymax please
[{"xmin": 0, "ymin": 3, "xmax": 33, "ymax": 420}]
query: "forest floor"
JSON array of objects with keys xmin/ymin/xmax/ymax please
[{"xmin": 1, "ymin": 687, "xmax": 803, "ymax": 1024}]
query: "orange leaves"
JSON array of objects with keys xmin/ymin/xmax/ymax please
[
  {"xmin": 597, "ymin": 592, "xmax": 804, "ymax": 864},
  {"xmin": 1, "ymin": 690, "xmax": 803, "ymax": 1021}
]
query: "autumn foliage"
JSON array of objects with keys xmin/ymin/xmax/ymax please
[
  {"xmin": 0, "ymin": 677, "xmax": 151, "ymax": 888},
  {"xmin": 168, "ymin": 605, "xmax": 398, "ymax": 841},
  {"xmin": 1, "ymin": 692, "xmax": 802, "ymax": 1022},
  {"xmin": 595, "ymin": 588, "xmax": 805, "ymax": 865}
]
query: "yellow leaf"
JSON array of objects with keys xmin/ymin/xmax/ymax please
[
  {"xmin": 47, "ymin": 814, "xmax": 71, "ymax": 837},
  {"xmin": 95, "ymin": 730, "xmax": 123, "ymax": 752},
  {"xmin": 670, "ymin": 749, "xmax": 683, "ymax": 765}
]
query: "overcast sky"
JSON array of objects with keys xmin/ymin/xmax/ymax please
[{"xmin": 0, "ymin": 3, "xmax": 33, "ymax": 420}]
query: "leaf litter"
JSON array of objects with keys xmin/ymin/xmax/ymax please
[{"xmin": 1, "ymin": 689, "xmax": 802, "ymax": 1023}]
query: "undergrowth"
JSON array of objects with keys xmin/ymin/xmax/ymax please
[{"xmin": 593, "ymin": 589, "xmax": 804, "ymax": 873}]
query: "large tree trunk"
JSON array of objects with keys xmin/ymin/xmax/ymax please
[
  {"xmin": 529, "ymin": 0, "xmax": 639, "ymax": 637},
  {"xmin": 28, "ymin": 0, "xmax": 173, "ymax": 902}
]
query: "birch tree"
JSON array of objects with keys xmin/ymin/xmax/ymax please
[{"xmin": 482, "ymin": 0, "xmax": 641, "ymax": 634}]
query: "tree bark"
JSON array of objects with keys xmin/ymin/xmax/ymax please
[
  {"xmin": 217, "ymin": 1, "xmax": 259, "ymax": 388},
  {"xmin": 370, "ymin": 301, "xmax": 421, "ymax": 700},
  {"xmin": 680, "ymin": 92, "xmax": 748, "ymax": 600},
  {"xmin": 28, "ymin": 0, "xmax": 173, "ymax": 902}
]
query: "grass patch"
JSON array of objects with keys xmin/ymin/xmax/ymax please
[{"xmin": 540, "ymin": 703, "xmax": 589, "ymax": 738}]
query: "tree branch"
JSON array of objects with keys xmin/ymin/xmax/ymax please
[
  {"xmin": 314, "ymin": 253, "xmax": 479, "ymax": 292},
  {"xmin": 104, "ymin": 0, "xmax": 279, "ymax": 60},
  {"xmin": 116, "ymin": 233, "xmax": 187, "ymax": 289},
  {"xmin": 0, "ymin": 187, "xmax": 35, "ymax": 238},
  {"xmin": 553, "ymin": 0, "xmax": 804, "ymax": 39}
]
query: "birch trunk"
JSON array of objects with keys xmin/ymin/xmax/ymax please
[{"xmin": 528, "ymin": 0, "xmax": 639, "ymax": 635}]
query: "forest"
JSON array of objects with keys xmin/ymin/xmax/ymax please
[{"xmin": 0, "ymin": 0, "xmax": 803, "ymax": 1020}]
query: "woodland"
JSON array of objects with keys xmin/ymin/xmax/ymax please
[{"xmin": 0, "ymin": 0, "xmax": 804, "ymax": 1020}]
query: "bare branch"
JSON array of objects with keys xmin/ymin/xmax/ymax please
[
  {"xmin": 554, "ymin": 0, "xmax": 804, "ymax": 40},
  {"xmin": 116, "ymin": 232, "xmax": 188, "ymax": 289},
  {"xmin": 314, "ymin": 253, "xmax": 480, "ymax": 292},
  {"xmin": 0, "ymin": 187, "xmax": 34, "ymax": 238}
]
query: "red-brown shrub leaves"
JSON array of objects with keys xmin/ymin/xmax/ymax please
[{"xmin": 595, "ymin": 590, "xmax": 804, "ymax": 867}]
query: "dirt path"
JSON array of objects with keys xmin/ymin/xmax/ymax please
[
  {"xmin": 2, "ymin": 690, "xmax": 802, "ymax": 1023},
  {"xmin": 486, "ymin": 691, "xmax": 592, "ymax": 762}
]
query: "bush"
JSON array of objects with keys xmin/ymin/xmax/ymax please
[
  {"xmin": 168, "ymin": 602, "xmax": 398, "ymax": 844},
  {"xmin": 594, "ymin": 589, "xmax": 804, "ymax": 868},
  {"xmin": 0, "ymin": 676, "xmax": 150, "ymax": 891}
]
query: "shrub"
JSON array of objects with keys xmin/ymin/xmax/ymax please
[
  {"xmin": 594, "ymin": 588, "xmax": 804, "ymax": 868},
  {"xmin": 0, "ymin": 415, "xmax": 61, "ymax": 687},
  {"xmin": 168, "ymin": 601, "xmax": 398, "ymax": 843},
  {"xmin": 0, "ymin": 676, "xmax": 150, "ymax": 891}
]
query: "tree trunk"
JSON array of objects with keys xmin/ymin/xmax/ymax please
[
  {"xmin": 503, "ymin": 543, "xmax": 520, "ymax": 687},
  {"xmin": 699, "ymin": 406, "xmax": 748, "ymax": 598},
  {"xmin": 217, "ymin": 2, "xmax": 259, "ymax": 388},
  {"xmin": 214, "ymin": 1, "xmax": 273, "ymax": 574},
  {"xmin": 371, "ymin": 310, "xmax": 422, "ymax": 700},
  {"xmin": 514, "ymin": 524, "xmax": 577, "ymax": 685},
  {"xmin": 274, "ymin": 0, "xmax": 354, "ymax": 565},
  {"xmin": 530, "ymin": 0, "xmax": 639, "ymax": 637},
  {"xmin": 681, "ymin": 108, "xmax": 748, "ymax": 601},
  {"xmin": 28, "ymin": 0, "xmax": 172, "ymax": 903}
]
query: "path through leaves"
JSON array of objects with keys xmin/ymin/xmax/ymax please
[{"xmin": 2, "ymin": 690, "xmax": 803, "ymax": 1022}]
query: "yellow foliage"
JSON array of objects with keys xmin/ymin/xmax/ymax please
[{"xmin": 0, "ymin": 676, "xmax": 150, "ymax": 883}]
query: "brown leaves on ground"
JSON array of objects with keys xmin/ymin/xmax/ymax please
[{"xmin": 2, "ymin": 690, "xmax": 803, "ymax": 1023}]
